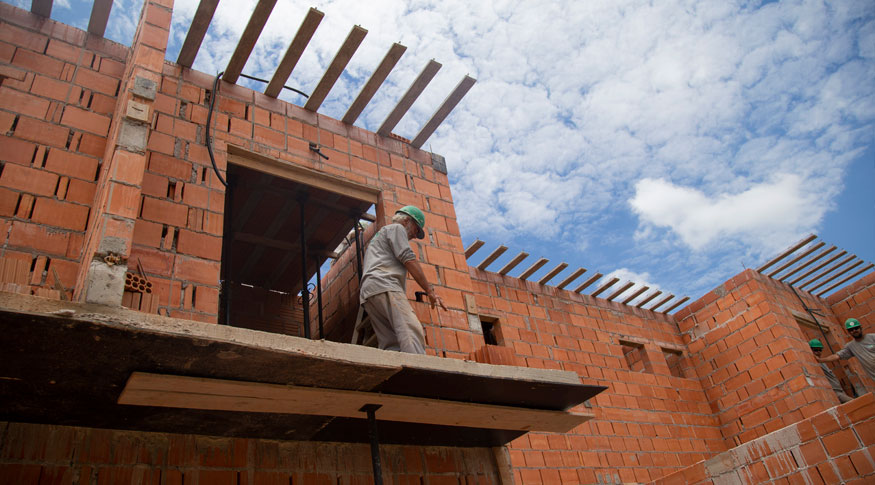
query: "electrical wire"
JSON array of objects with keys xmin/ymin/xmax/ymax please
[
  {"xmin": 206, "ymin": 71, "xmax": 228, "ymax": 188},
  {"xmin": 238, "ymin": 73, "xmax": 309, "ymax": 98}
]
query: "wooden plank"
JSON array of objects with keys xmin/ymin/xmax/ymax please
[
  {"xmin": 817, "ymin": 265, "xmax": 874, "ymax": 297},
  {"xmin": 635, "ymin": 290, "xmax": 661, "ymax": 308},
  {"xmin": 780, "ymin": 245, "xmax": 836, "ymax": 281},
  {"xmin": 377, "ymin": 60, "xmax": 441, "ymax": 137},
  {"xmin": 342, "ymin": 42, "xmax": 406, "ymax": 124},
  {"xmin": 767, "ymin": 241, "xmax": 825, "ymax": 277},
  {"xmin": 263, "ymin": 7, "xmax": 323, "ymax": 97},
  {"xmin": 303, "ymin": 25, "xmax": 368, "ymax": 111},
  {"xmin": 807, "ymin": 259, "xmax": 862, "ymax": 292},
  {"xmin": 538, "ymin": 263, "xmax": 568, "ymax": 285},
  {"xmin": 411, "ymin": 75, "xmax": 476, "ymax": 148},
  {"xmin": 606, "ymin": 281, "xmax": 634, "ymax": 301},
  {"xmin": 589, "ymin": 277, "xmax": 619, "ymax": 298},
  {"xmin": 788, "ymin": 250, "xmax": 845, "ymax": 285},
  {"xmin": 757, "ymin": 234, "xmax": 817, "ymax": 272},
  {"xmin": 87, "ymin": 0, "xmax": 113, "ymax": 37},
  {"xmin": 118, "ymin": 372, "xmax": 593, "ymax": 434},
  {"xmin": 498, "ymin": 252, "xmax": 528, "ymax": 276},
  {"xmin": 518, "ymin": 258, "xmax": 548, "ymax": 281},
  {"xmin": 557, "ymin": 268, "xmax": 586, "ymax": 290},
  {"xmin": 177, "ymin": 0, "xmax": 221, "ymax": 68},
  {"xmin": 621, "ymin": 286, "xmax": 649, "ymax": 305},
  {"xmin": 574, "ymin": 273, "xmax": 602, "ymax": 293},
  {"xmin": 476, "ymin": 246, "xmax": 507, "ymax": 271},
  {"xmin": 464, "ymin": 240, "xmax": 485, "ymax": 259},
  {"xmin": 223, "ymin": 0, "xmax": 278, "ymax": 84},
  {"xmin": 648, "ymin": 294, "xmax": 675, "ymax": 312},
  {"xmin": 798, "ymin": 254, "xmax": 855, "ymax": 289},
  {"xmin": 662, "ymin": 296, "xmax": 690, "ymax": 314},
  {"xmin": 31, "ymin": 0, "xmax": 52, "ymax": 17}
]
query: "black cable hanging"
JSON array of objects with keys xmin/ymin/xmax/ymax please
[{"xmin": 206, "ymin": 71, "xmax": 228, "ymax": 188}]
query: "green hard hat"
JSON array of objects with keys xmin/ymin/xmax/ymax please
[
  {"xmin": 396, "ymin": 205, "xmax": 425, "ymax": 239},
  {"xmin": 845, "ymin": 318, "xmax": 862, "ymax": 330},
  {"xmin": 808, "ymin": 338, "xmax": 823, "ymax": 349}
]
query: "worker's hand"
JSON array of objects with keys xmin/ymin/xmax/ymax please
[{"xmin": 429, "ymin": 291, "xmax": 447, "ymax": 311}]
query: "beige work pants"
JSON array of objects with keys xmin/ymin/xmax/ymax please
[{"xmin": 363, "ymin": 291, "xmax": 425, "ymax": 354}]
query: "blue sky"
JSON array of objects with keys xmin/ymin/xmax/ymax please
[{"xmin": 12, "ymin": 0, "xmax": 874, "ymax": 310}]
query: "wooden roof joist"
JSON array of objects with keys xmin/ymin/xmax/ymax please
[
  {"xmin": 649, "ymin": 294, "xmax": 675, "ymax": 311},
  {"xmin": 498, "ymin": 252, "xmax": 528, "ymax": 275},
  {"xmin": 807, "ymin": 259, "xmax": 862, "ymax": 293},
  {"xmin": 476, "ymin": 245, "xmax": 507, "ymax": 271},
  {"xmin": 464, "ymin": 239, "xmax": 485, "ymax": 259},
  {"xmin": 757, "ymin": 234, "xmax": 816, "ymax": 273},
  {"xmin": 342, "ymin": 43, "xmax": 407, "ymax": 124},
  {"xmin": 264, "ymin": 7, "xmax": 324, "ymax": 97},
  {"xmin": 799, "ymin": 254, "xmax": 856, "ymax": 290},
  {"xmin": 589, "ymin": 277, "xmax": 619, "ymax": 298},
  {"xmin": 606, "ymin": 281, "xmax": 634, "ymax": 301},
  {"xmin": 780, "ymin": 245, "xmax": 836, "ymax": 282},
  {"xmin": 377, "ymin": 60, "xmax": 441, "ymax": 137},
  {"xmin": 557, "ymin": 268, "xmax": 586, "ymax": 290},
  {"xmin": 31, "ymin": 0, "xmax": 52, "ymax": 17},
  {"xmin": 176, "ymin": 0, "xmax": 221, "ymax": 68},
  {"xmin": 518, "ymin": 258, "xmax": 548, "ymax": 281},
  {"xmin": 538, "ymin": 263, "xmax": 568, "ymax": 285},
  {"xmin": 789, "ymin": 250, "xmax": 846, "ymax": 285},
  {"xmin": 87, "ymin": 0, "xmax": 113, "ymax": 37},
  {"xmin": 411, "ymin": 75, "xmax": 477, "ymax": 148},
  {"xmin": 768, "ymin": 241, "xmax": 825, "ymax": 278},
  {"xmin": 662, "ymin": 296, "xmax": 690, "ymax": 314},
  {"xmin": 223, "ymin": 0, "xmax": 278, "ymax": 84},
  {"xmin": 574, "ymin": 273, "xmax": 602, "ymax": 293},
  {"xmin": 304, "ymin": 25, "xmax": 368, "ymax": 112},
  {"xmin": 622, "ymin": 285, "xmax": 649, "ymax": 305},
  {"xmin": 817, "ymin": 265, "xmax": 874, "ymax": 297},
  {"xmin": 635, "ymin": 290, "xmax": 661, "ymax": 308}
]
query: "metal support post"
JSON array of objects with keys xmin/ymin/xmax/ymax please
[{"xmin": 360, "ymin": 404, "xmax": 383, "ymax": 485}]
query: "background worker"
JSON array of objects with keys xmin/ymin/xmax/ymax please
[
  {"xmin": 359, "ymin": 206, "xmax": 447, "ymax": 354},
  {"xmin": 809, "ymin": 338, "xmax": 852, "ymax": 403},
  {"xmin": 817, "ymin": 318, "xmax": 875, "ymax": 383}
]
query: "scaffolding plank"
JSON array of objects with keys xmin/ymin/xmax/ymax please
[
  {"xmin": 263, "ymin": 7, "xmax": 323, "ymax": 97},
  {"xmin": 87, "ymin": 0, "xmax": 113, "ymax": 37},
  {"xmin": 31, "ymin": 0, "xmax": 52, "ymax": 17},
  {"xmin": 377, "ymin": 60, "xmax": 441, "ymax": 137},
  {"xmin": 606, "ymin": 281, "xmax": 634, "ymax": 301},
  {"xmin": 476, "ymin": 246, "xmax": 508, "ymax": 271},
  {"xmin": 662, "ymin": 296, "xmax": 690, "ymax": 314},
  {"xmin": 817, "ymin": 265, "xmax": 874, "ymax": 297},
  {"xmin": 767, "ymin": 241, "xmax": 825, "ymax": 277},
  {"xmin": 464, "ymin": 239, "xmax": 484, "ymax": 259},
  {"xmin": 411, "ymin": 75, "xmax": 476, "ymax": 148},
  {"xmin": 342, "ymin": 42, "xmax": 407, "ymax": 124},
  {"xmin": 574, "ymin": 273, "xmax": 603, "ymax": 293},
  {"xmin": 757, "ymin": 234, "xmax": 817, "ymax": 272},
  {"xmin": 538, "ymin": 263, "xmax": 568, "ymax": 285},
  {"xmin": 119, "ymin": 372, "xmax": 593, "ymax": 434},
  {"xmin": 177, "ymin": 0, "xmax": 221, "ymax": 67},
  {"xmin": 649, "ymin": 294, "xmax": 675, "ymax": 312},
  {"xmin": 518, "ymin": 258, "xmax": 548, "ymax": 281},
  {"xmin": 303, "ymin": 25, "xmax": 368, "ymax": 111},
  {"xmin": 498, "ymin": 252, "xmax": 528, "ymax": 276},
  {"xmin": 635, "ymin": 290, "xmax": 661, "ymax": 308},
  {"xmin": 621, "ymin": 286, "xmax": 649, "ymax": 305},
  {"xmin": 557, "ymin": 268, "xmax": 586, "ymax": 290},
  {"xmin": 223, "ymin": 0, "xmax": 278, "ymax": 84},
  {"xmin": 780, "ymin": 245, "xmax": 836, "ymax": 282}
]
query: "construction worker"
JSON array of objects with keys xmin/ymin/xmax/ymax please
[
  {"xmin": 359, "ymin": 206, "xmax": 446, "ymax": 354},
  {"xmin": 809, "ymin": 338, "xmax": 852, "ymax": 403},
  {"xmin": 817, "ymin": 318, "xmax": 875, "ymax": 384}
]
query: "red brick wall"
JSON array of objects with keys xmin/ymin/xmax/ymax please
[
  {"xmin": 652, "ymin": 392, "xmax": 875, "ymax": 484},
  {"xmin": 0, "ymin": 422, "xmax": 502, "ymax": 484},
  {"xmin": 829, "ymin": 270, "xmax": 875, "ymax": 331}
]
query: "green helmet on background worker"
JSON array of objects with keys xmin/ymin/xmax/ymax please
[
  {"xmin": 845, "ymin": 318, "xmax": 862, "ymax": 330},
  {"xmin": 396, "ymin": 205, "xmax": 425, "ymax": 239},
  {"xmin": 809, "ymin": 338, "xmax": 824, "ymax": 349}
]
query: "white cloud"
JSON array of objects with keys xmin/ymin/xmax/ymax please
[{"xmin": 600, "ymin": 268, "xmax": 664, "ymax": 306}]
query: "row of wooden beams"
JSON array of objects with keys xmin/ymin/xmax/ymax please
[
  {"xmin": 780, "ymin": 245, "xmax": 836, "ymax": 282},
  {"xmin": 649, "ymin": 294, "xmax": 675, "ymax": 312},
  {"xmin": 264, "ymin": 7, "xmax": 324, "ymax": 97},
  {"xmin": 557, "ymin": 268, "xmax": 586, "ymax": 290},
  {"xmin": 476, "ymin": 246, "xmax": 507, "ymax": 271},
  {"xmin": 498, "ymin": 252, "xmax": 528, "ymax": 275},
  {"xmin": 87, "ymin": 0, "xmax": 113, "ymax": 37},
  {"xmin": 808, "ymin": 259, "xmax": 862, "ymax": 293},
  {"xmin": 621, "ymin": 286, "xmax": 649, "ymax": 305},
  {"xmin": 538, "ymin": 263, "xmax": 568, "ymax": 285},
  {"xmin": 574, "ymin": 273, "xmax": 602, "ymax": 293},
  {"xmin": 799, "ymin": 254, "xmax": 855, "ymax": 289},
  {"xmin": 224, "ymin": 0, "xmax": 278, "ymax": 84},
  {"xmin": 464, "ymin": 240, "xmax": 484, "ymax": 259},
  {"xmin": 177, "ymin": 0, "xmax": 221, "ymax": 67},
  {"xmin": 377, "ymin": 60, "xmax": 441, "ymax": 136},
  {"xmin": 606, "ymin": 281, "xmax": 634, "ymax": 301},
  {"xmin": 343, "ymin": 43, "xmax": 407, "ymax": 124},
  {"xmin": 635, "ymin": 290, "xmax": 661, "ymax": 308},
  {"xmin": 118, "ymin": 372, "xmax": 593, "ymax": 434},
  {"xmin": 767, "ymin": 241, "xmax": 825, "ymax": 277},
  {"xmin": 304, "ymin": 25, "xmax": 368, "ymax": 111},
  {"xmin": 31, "ymin": 0, "xmax": 52, "ymax": 18},
  {"xmin": 757, "ymin": 234, "xmax": 816, "ymax": 272},
  {"xmin": 662, "ymin": 296, "xmax": 690, "ymax": 314},
  {"xmin": 589, "ymin": 278, "xmax": 618, "ymax": 298},
  {"xmin": 411, "ymin": 75, "xmax": 477, "ymax": 148},
  {"xmin": 518, "ymin": 258, "xmax": 548, "ymax": 281},
  {"xmin": 789, "ymin": 250, "xmax": 846, "ymax": 285},
  {"xmin": 818, "ymin": 265, "xmax": 874, "ymax": 297}
]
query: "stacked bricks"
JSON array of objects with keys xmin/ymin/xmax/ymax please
[
  {"xmin": 468, "ymin": 266, "xmax": 726, "ymax": 483},
  {"xmin": 652, "ymin": 392, "xmax": 875, "ymax": 484},
  {"xmin": 829, "ymin": 270, "xmax": 875, "ymax": 334},
  {"xmin": 0, "ymin": 421, "xmax": 503, "ymax": 484},
  {"xmin": 0, "ymin": 3, "xmax": 127, "ymax": 300}
]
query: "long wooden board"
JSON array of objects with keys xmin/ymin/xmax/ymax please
[{"xmin": 119, "ymin": 372, "xmax": 593, "ymax": 434}]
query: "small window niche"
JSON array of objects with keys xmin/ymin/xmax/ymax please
[
  {"xmin": 662, "ymin": 348, "xmax": 685, "ymax": 379},
  {"xmin": 619, "ymin": 340, "xmax": 651, "ymax": 373},
  {"xmin": 480, "ymin": 315, "xmax": 502, "ymax": 346}
]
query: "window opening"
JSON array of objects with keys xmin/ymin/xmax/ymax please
[
  {"xmin": 619, "ymin": 340, "xmax": 651, "ymax": 373},
  {"xmin": 662, "ymin": 348, "xmax": 685, "ymax": 379}
]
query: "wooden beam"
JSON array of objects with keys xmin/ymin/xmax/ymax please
[
  {"xmin": 538, "ymin": 263, "xmax": 568, "ymax": 285},
  {"xmin": 574, "ymin": 273, "xmax": 602, "ymax": 293},
  {"xmin": 303, "ymin": 25, "xmax": 368, "ymax": 112},
  {"xmin": 662, "ymin": 296, "xmax": 690, "ymax": 314},
  {"xmin": 808, "ymin": 260, "xmax": 862, "ymax": 293},
  {"xmin": 476, "ymin": 246, "xmax": 508, "ymax": 271},
  {"xmin": 817, "ymin": 265, "xmax": 874, "ymax": 297},
  {"xmin": 606, "ymin": 281, "xmax": 635, "ymax": 301},
  {"xmin": 757, "ymin": 234, "xmax": 817, "ymax": 272},
  {"xmin": 767, "ymin": 242, "xmax": 825, "ymax": 277},
  {"xmin": 263, "ymin": 8, "xmax": 324, "ymax": 97},
  {"xmin": 411, "ymin": 75, "xmax": 476, "ymax": 148},
  {"xmin": 498, "ymin": 252, "xmax": 528, "ymax": 276},
  {"xmin": 464, "ymin": 240, "xmax": 484, "ymax": 259},
  {"xmin": 342, "ymin": 43, "xmax": 407, "ymax": 124},
  {"xmin": 590, "ymin": 278, "xmax": 619, "ymax": 298},
  {"xmin": 118, "ymin": 372, "xmax": 593, "ymax": 434},
  {"xmin": 648, "ymin": 294, "xmax": 675, "ymax": 312},
  {"xmin": 635, "ymin": 290, "xmax": 661, "ymax": 308},
  {"xmin": 518, "ymin": 258, "xmax": 548, "ymax": 281},
  {"xmin": 223, "ymin": 0, "xmax": 278, "ymax": 84},
  {"xmin": 621, "ymin": 286, "xmax": 649, "ymax": 305},
  {"xmin": 788, "ymin": 249, "xmax": 845, "ymax": 285},
  {"xmin": 798, "ymin": 254, "xmax": 855, "ymax": 290},
  {"xmin": 780, "ymin": 245, "xmax": 836, "ymax": 282},
  {"xmin": 557, "ymin": 268, "xmax": 586, "ymax": 290},
  {"xmin": 87, "ymin": 0, "xmax": 113, "ymax": 37},
  {"xmin": 377, "ymin": 60, "xmax": 441, "ymax": 137},
  {"xmin": 31, "ymin": 0, "xmax": 52, "ymax": 17},
  {"xmin": 177, "ymin": 0, "xmax": 221, "ymax": 67}
]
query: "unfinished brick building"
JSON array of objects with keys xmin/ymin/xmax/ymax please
[{"xmin": 1, "ymin": 1, "xmax": 874, "ymax": 484}]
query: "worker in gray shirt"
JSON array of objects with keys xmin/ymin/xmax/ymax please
[
  {"xmin": 809, "ymin": 338, "xmax": 852, "ymax": 403},
  {"xmin": 818, "ymin": 318, "xmax": 875, "ymax": 386},
  {"xmin": 360, "ymin": 206, "xmax": 446, "ymax": 354}
]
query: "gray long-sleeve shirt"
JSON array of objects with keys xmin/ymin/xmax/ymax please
[
  {"xmin": 359, "ymin": 224, "xmax": 415, "ymax": 303},
  {"xmin": 837, "ymin": 333, "xmax": 875, "ymax": 381}
]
